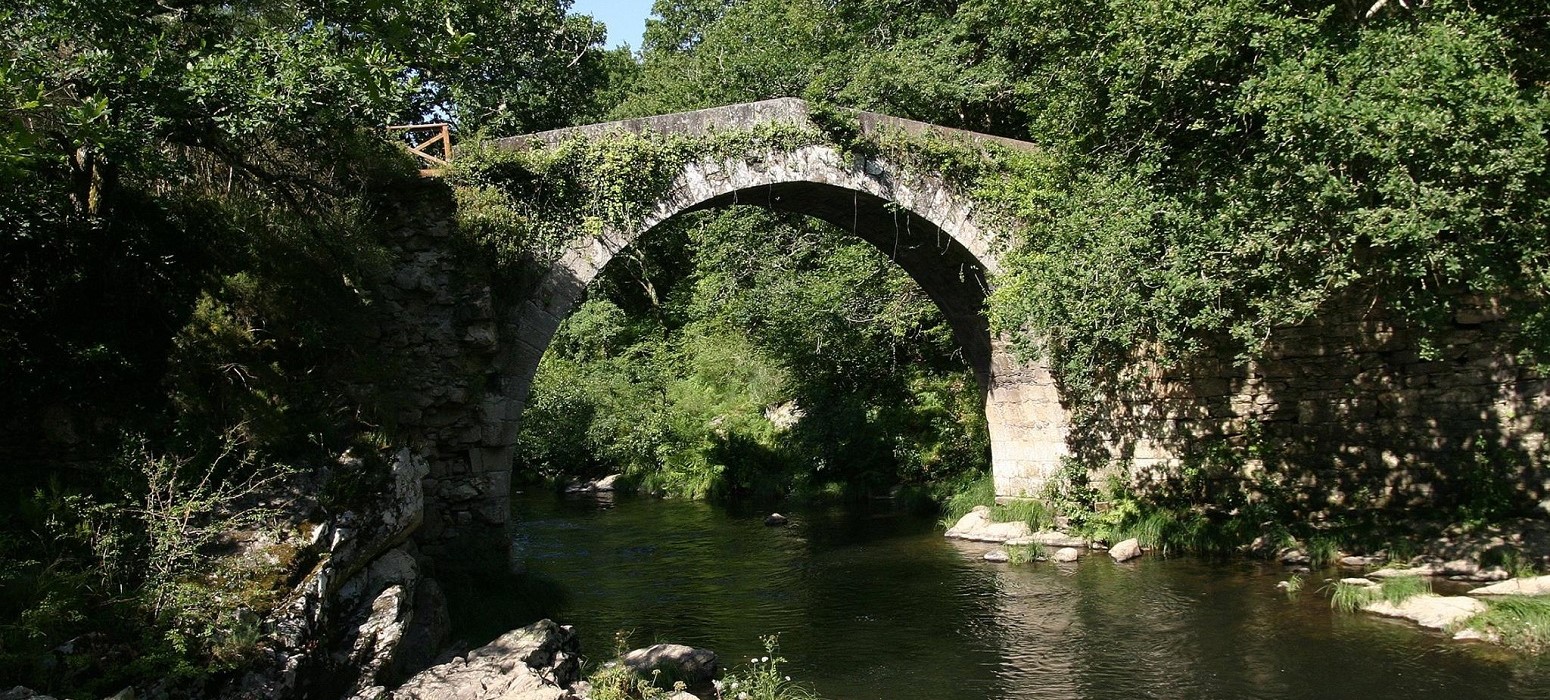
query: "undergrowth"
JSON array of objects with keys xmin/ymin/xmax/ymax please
[{"xmin": 1463, "ymin": 596, "xmax": 1550, "ymax": 655}]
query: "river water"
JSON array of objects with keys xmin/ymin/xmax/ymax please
[{"xmin": 444, "ymin": 493, "xmax": 1550, "ymax": 699}]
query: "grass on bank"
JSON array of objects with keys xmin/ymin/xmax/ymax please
[
  {"xmin": 1461, "ymin": 596, "xmax": 1550, "ymax": 655},
  {"xmin": 1330, "ymin": 576, "xmax": 1432, "ymax": 613},
  {"xmin": 936, "ymin": 473, "xmax": 1053, "ymax": 531}
]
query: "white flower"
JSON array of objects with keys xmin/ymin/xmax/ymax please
[
  {"xmin": 760, "ymin": 656, "xmax": 769, "ymax": 662},
  {"xmin": 785, "ymin": 676, "xmax": 791, "ymax": 681}
]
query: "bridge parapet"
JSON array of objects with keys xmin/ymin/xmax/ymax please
[{"xmin": 497, "ymin": 98, "xmax": 1038, "ymax": 153}]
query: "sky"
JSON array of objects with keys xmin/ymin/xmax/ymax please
[{"xmin": 570, "ymin": 0, "xmax": 656, "ymax": 50}]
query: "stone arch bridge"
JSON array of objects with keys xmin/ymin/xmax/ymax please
[{"xmin": 380, "ymin": 99, "xmax": 1550, "ymax": 563}]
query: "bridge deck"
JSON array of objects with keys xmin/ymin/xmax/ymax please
[{"xmin": 497, "ymin": 98, "xmax": 1037, "ymax": 152}]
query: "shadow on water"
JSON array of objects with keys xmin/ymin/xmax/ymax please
[{"xmin": 440, "ymin": 492, "xmax": 1550, "ymax": 699}]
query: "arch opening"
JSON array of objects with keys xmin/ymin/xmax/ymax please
[{"xmin": 420, "ymin": 143, "xmax": 1071, "ymax": 562}]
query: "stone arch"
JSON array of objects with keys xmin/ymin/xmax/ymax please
[{"xmin": 416, "ymin": 102, "xmax": 1069, "ymax": 562}]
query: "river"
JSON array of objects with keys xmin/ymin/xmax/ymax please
[{"xmin": 442, "ymin": 493, "xmax": 1550, "ymax": 699}]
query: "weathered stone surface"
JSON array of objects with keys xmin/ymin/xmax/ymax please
[
  {"xmin": 389, "ymin": 577, "xmax": 452, "ymax": 684},
  {"xmin": 1052, "ymin": 547, "xmax": 1081, "ymax": 563},
  {"xmin": 619, "ymin": 644, "xmax": 718, "ymax": 686},
  {"xmin": 593, "ymin": 474, "xmax": 621, "ymax": 492},
  {"xmin": 1363, "ymin": 595, "xmax": 1486, "ymax": 630},
  {"xmin": 1015, "ymin": 531, "xmax": 1087, "ymax": 548},
  {"xmin": 1442, "ymin": 559, "xmax": 1480, "ymax": 576},
  {"xmin": 945, "ymin": 508, "xmax": 1033, "ymax": 543},
  {"xmin": 1469, "ymin": 575, "xmax": 1550, "ymax": 596},
  {"xmin": 1368, "ymin": 565, "xmax": 1438, "ymax": 579},
  {"xmin": 1452, "ymin": 628, "xmax": 1499, "ymax": 643},
  {"xmin": 389, "ymin": 620, "xmax": 580, "ymax": 700},
  {"xmin": 764, "ymin": 513, "xmax": 789, "ymax": 527},
  {"xmin": 984, "ymin": 549, "xmax": 1011, "ymax": 563},
  {"xmin": 1, "ymin": 688, "xmax": 58, "ymax": 700},
  {"xmin": 1109, "ymin": 538, "xmax": 1144, "ymax": 563},
  {"xmin": 1340, "ymin": 577, "xmax": 1377, "ymax": 587}
]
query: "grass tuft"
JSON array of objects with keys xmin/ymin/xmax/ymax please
[
  {"xmin": 1330, "ymin": 576, "xmax": 1431, "ymax": 613},
  {"xmin": 1006, "ymin": 542, "xmax": 1046, "ymax": 565},
  {"xmin": 1282, "ymin": 574, "xmax": 1304, "ymax": 600},
  {"xmin": 992, "ymin": 499, "xmax": 1053, "ymax": 531},
  {"xmin": 1464, "ymin": 596, "xmax": 1550, "ymax": 655},
  {"xmin": 1307, "ymin": 537, "xmax": 1340, "ymax": 568}
]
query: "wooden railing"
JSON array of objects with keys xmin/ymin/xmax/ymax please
[{"xmin": 387, "ymin": 123, "xmax": 453, "ymax": 175}]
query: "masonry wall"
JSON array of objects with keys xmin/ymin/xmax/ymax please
[
  {"xmin": 370, "ymin": 183, "xmax": 522, "ymax": 565},
  {"xmin": 1081, "ymin": 296, "xmax": 1550, "ymax": 517}
]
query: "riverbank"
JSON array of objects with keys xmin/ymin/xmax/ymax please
[{"xmin": 941, "ymin": 497, "xmax": 1550, "ymax": 657}]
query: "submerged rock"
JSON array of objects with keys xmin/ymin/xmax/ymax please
[
  {"xmin": 1362, "ymin": 595, "xmax": 1486, "ymax": 630},
  {"xmin": 984, "ymin": 549, "xmax": 1011, "ymax": 563},
  {"xmin": 1468, "ymin": 574, "xmax": 1550, "ymax": 596},
  {"xmin": 1339, "ymin": 577, "xmax": 1377, "ymax": 587},
  {"xmin": 1052, "ymin": 547, "xmax": 1081, "ymax": 563},
  {"xmin": 1109, "ymin": 538, "xmax": 1143, "ymax": 563},
  {"xmin": 944, "ymin": 507, "xmax": 1033, "ymax": 543},
  {"xmin": 389, "ymin": 619, "xmax": 580, "ymax": 700},
  {"xmin": 764, "ymin": 513, "xmax": 789, "ymax": 527},
  {"xmin": 593, "ymin": 474, "xmax": 622, "ymax": 492},
  {"xmin": 620, "ymin": 643, "xmax": 719, "ymax": 686},
  {"xmin": 1017, "ymin": 531, "xmax": 1087, "ymax": 548}
]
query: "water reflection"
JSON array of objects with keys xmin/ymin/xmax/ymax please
[{"xmin": 439, "ymin": 494, "xmax": 1550, "ymax": 699}]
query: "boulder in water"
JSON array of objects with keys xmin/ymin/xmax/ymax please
[
  {"xmin": 1109, "ymin": 538, "xmax": 1143, "ymax": 562},
  {"xmin": 620, "ymin": 643, "xmax": 719, "ymax": 686},
  {"xmin": 764, "ymin": 513, "xmax": 789, "ymax": 527}
]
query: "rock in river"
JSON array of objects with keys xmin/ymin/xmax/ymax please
[
  {"xmin": 1109, "ymin": 538, "xmax": 1143, "ymax": 563},
  {"xmin": 984, "ymin": 549, "xmax": 1011, "ymax": 563},
  {"xmin": 1052, "ymin": 547, "xmax": 1081, "ymax": 563},
  {"xmin": 764, "ymin": 513, "xmax": 789, "ymax": 527},
  {"xmin": 944, "ymin": 507, "xmax": 1032, "ymax": 543},
  {"xmin": 1363, "ymin": 595, "xmax": 1485, "ymax": 630},
  {"xmin": 1469, "ymin": 574, "xmax": 1550, "ymax": 596},
  {"xmin": 621, "ymin": 643, "xmax": 719, "ymax": 685}
]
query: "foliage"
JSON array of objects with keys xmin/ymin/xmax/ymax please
[
  {"xmin": 1, "ymin": 0, "xmax": 624, "ymax": 694},
  {"xmin": 444, "ymin": 123, "xmax": 824, "ymax": 269},
  {"xmin": 516, "ymin": 204, "xmax": 990, "ymax": 500},
  {"xmin": 717, "ymin": 636, "xmax": 818, "ymax": 700},
  {"xmin": 1282, "ymin": 574, "xmax": 1304, "ymax": 601},
  {"xmin": 614, "ymin": 0, "xmax": 1550, "ymax": 521},
  {"xmin": 1464, "ymin": 596, "xmax": 1550, "ymax": 655},
  {"xmin": 1330, "ymin": 577, "xmax": 1431, "ymax": 614},
  {"xmin": 937, "ymin": 473, "xmax": 997, "ymax": 528},
  {"xmin": 1006, "ymin": 542, "xmax": 1046, "ymax": 566}
]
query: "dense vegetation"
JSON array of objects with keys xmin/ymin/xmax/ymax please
[
  {"xmin": 515, "ymin": 207, "xmax": 989, "ymax": 500},
  {"xmin": 0, "ymin": 0, "xmax": 625, "ymax": 693},
  {"xmin": 3, "ymin": 0, "xmax": 1549, "ymax": 695}
]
